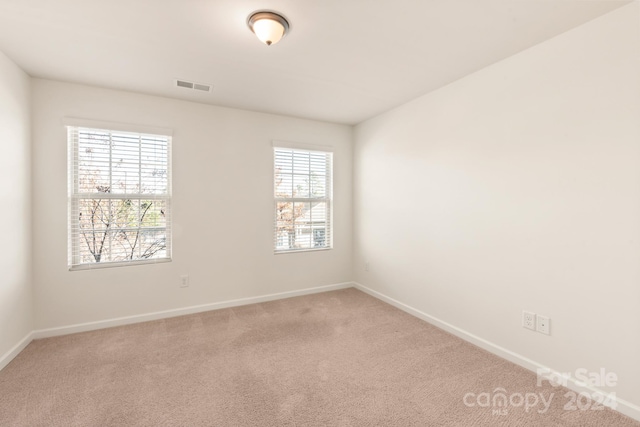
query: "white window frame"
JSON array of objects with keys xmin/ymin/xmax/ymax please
[
  {"xmin": 273, "ymin": 141, "xmax": 333, "ymax": 254},
  {"xmin": 66, "ymin": 119, "xmax": 173, "ymax": 270}
]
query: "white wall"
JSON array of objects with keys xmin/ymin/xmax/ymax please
[
  {"xmin": 0, "ymin": 51, "xmax": 32, "ymax": 360},
  {"xmin": 354, "ymin": 3, "xmax": 640, "ymax": 410},
  {"xmin": 31, "ymin": 79, "xmax": 352, "ymax": 330}
]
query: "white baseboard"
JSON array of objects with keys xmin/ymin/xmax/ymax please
[
  {"xmin": 353, "ymin": 281, "xmax": 640, "ymax": 423},
  {"xmin": 0, "ymin": 332, "xmax": 33, "ymax": 371},
  {"xmin": 32, "ymin": 282, "xmax": 353, "ymax": 340}
]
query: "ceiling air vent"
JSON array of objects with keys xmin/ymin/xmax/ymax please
[{"xmin": 175, "ymin": 79, "xmax": 212, "ymax": 93}]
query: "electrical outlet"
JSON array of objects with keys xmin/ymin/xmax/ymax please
[
  {"xmin": 537, "ymin": 315, "xmax": 550, "ymax": 335},
  {"xmin": 180, "ymin": 275, "xmax": 189, "ymax": 288},
  {"xmin": 365, "ymin": 262, "xmax": 370, "ymax": 272},
  {"xmin": 522, "ymin": 311, "xmax": 536, "ymax": 330}
]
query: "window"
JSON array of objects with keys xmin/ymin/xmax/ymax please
[
  {"xmin": 67, "ymin": 125, "xmax": 171, "ymax": 269},
  {"xmin": 274, "ymin": 146, "xmax": 332, "ymax": 252}
]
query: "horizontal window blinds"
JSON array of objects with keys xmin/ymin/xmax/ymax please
[
  {"xmin": 68, "ymin": 126, "xmax": 172, "ymax": 268},
  {"xmin": 274, "ymin": 147, "xmax": 333, "ymax": 252}
]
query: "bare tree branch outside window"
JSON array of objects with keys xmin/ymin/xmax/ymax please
[{"xmin": 69, "ymin": 127, "xmax": 171, "ymax": 267}]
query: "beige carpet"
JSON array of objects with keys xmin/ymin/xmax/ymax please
[{"xmin": 0, "ymin": 288, "xmax": 637, "ymax": 426}]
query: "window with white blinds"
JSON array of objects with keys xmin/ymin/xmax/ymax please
[
  {"xmin": 67, "ymin": 126, "xmax": 172, "ymax": 269},
  {"xmin": 274, "ymin": 147, "xmax": 333, "ymax": 253}
]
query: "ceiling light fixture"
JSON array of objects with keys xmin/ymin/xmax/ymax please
[{"xmin": 247, "ymin": 11, "xmax": 289, "ymax": 46}]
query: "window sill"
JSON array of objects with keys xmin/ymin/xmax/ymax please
[
  {"xmin": 69, "ymin": 257, "xmax": 172, "ymax": 271},
  {"xmin": 274, "ymin": 247, "xmax": 332, "ymax": 255}
]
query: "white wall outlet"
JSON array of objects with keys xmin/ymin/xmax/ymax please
[
  {"xmin": 522, "ymin": 311, "xmax": 536, "ymax": 330},
  {"xmin": 180, "ymin": 275, "xmax": 189, "ymax": 288},
  {"xmin": 365, "ymin": 262, "xmax": 370, "ymax": 272},
  {"xmin": 536, "ymin": 315, "xmax": 550, "ymax": 335}
]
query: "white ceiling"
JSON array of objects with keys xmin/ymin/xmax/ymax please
[{"xmin": 0, "ymin": 0, "xmax": 630, "ymax": 124}]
